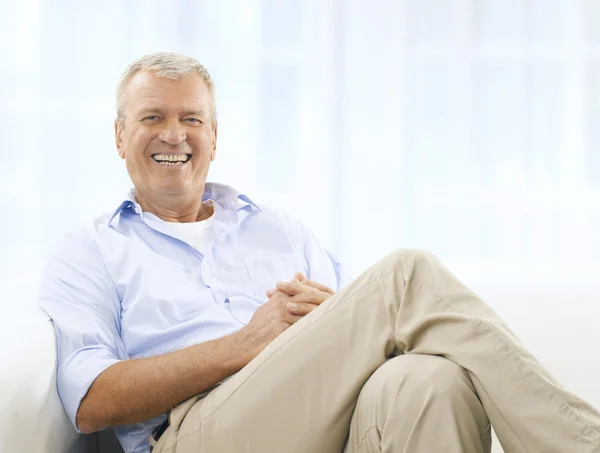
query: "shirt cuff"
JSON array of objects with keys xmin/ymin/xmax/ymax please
[{"xmin": 56, "ymin": 346, "xmax": 120, "ymax": 432}]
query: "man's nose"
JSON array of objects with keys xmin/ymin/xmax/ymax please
[{"xmin": 158, "ymin": 119, "xmax": 187, "ymax": 145}]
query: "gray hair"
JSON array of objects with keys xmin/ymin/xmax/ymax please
[{"xmin": 116, "ymin": 52, "xmax": 217, "ymax": 126}]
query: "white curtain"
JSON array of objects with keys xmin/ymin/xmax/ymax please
[{"xmin": 1, "ymin": 0, "xmax": 600, "ymax": 303}]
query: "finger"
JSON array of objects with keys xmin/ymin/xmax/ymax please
[
  {"xmin": 267, "ymin": 277, "xmax": 299, "ymax": 298},
  {"xmin": 267, "ymin": 296, "xmax": 302, "ymax": 325},
  {"xmin": 286, "ymin": 301, "xmax": 318, "ymax": 317},
  {"xmin": 290, "ymin": 289, "xmax": 331, "ymax": 305},
  {"xmin": 279, "ymin": 302, "xmax": 304, "ymax": 324},
  {"xmin": 276, "ymin": 280, "xmax": 310, "ymax": 296},
  {"xmin": 293, "ymin": 272, "xmax": 307, "ymax": 282},
  {"xmin": 285, "ymin": 311, "xmax": 304, "ymax": 324},
  {"xmin": 300, "ymin": 279, "xmax": 335, "ymax": 295}
]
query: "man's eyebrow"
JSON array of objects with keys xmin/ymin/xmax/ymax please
[
  {"xmin": 181, "ymin": 110, "xmax": 207, "ymax": 117},
  {"xmin": 137, "ymin": 107, "xmax": 164, "ymax": 115},
  {"xmin": 136, "ymin": 108, "xmax": 207, "ymax": 117}
]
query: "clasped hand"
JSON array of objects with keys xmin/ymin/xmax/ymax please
[{"xmin": 266, "ymin": 272, "xmax": 335, "ymax": 317}]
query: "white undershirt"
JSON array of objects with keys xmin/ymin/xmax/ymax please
[{"xmin": 166, "ymin": 214, "xmax": 215, "ymax": 254}]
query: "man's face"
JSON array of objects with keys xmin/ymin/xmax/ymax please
[{"xmin": 115, "ymin": 71, "xmax": 217, "ymax": 201}]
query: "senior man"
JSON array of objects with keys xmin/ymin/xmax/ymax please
[{"xmin": 38, "ymin": 52, "xmax": 600, "ymax": 453}]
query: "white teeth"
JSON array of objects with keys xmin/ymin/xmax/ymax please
[{"xmin": 152, "ymin": 154, "xmax": 190, "ymax": 163}]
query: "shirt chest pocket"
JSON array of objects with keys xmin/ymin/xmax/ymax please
[
  {"xmin": 244, "ymin": 253, "xmax": 306, "ymax": 298},
  {"xmin": 120, "ymin": 258, "xmax": 216, "ymax": 326}
]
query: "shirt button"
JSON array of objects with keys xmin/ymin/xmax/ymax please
[{"xmin": 203, "ymin": 263, "xmax": 210, "ymax": 269}]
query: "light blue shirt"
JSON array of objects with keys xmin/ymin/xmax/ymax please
[{"xmin": 37, "ymin": 183, "xmax": 350, "ymax": 453}]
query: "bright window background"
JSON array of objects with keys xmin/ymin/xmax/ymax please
[{"xmin": 1, "ymin": 0, "xmax": 600, "ymax": 299}]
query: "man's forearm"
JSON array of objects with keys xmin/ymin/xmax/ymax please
[{"xmin": 76, "ymin": 333, "xmax": 249, "ymax": 434}]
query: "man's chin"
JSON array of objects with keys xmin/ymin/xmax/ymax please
[
  {"xmin": 135, "ymin": 175, "xmax": 203, "ymax": 199},
  {"xmin": 155, "ymin": 182, "xmax": 197, "ymax": 197},
  {"xmin": 157, "ymin": 187, "xmax": 189, "ymax": 197}
]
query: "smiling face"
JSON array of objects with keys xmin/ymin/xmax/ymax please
[{"xmin": 115, "ymin": 71, "xmax": 217, "ymax": 213}]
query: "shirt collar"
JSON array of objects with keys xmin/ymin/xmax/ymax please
[{"xmin": 109, "ymin": 182, "xmax": 261, "ymax": 225}]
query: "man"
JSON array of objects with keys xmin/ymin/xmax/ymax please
[{"xmin": 38, "ymin": 52, "xmax": 600, "ymax": 453}]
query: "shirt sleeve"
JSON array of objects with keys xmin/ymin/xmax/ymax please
[{"xmin": 37, "ymin": 228, "xmax": 127, "ymax": 432}]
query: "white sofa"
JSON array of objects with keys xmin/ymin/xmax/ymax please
[
  {"xmin": 3, "ymin": 276, "xmax": 599, "ymax": 453},
  {"xmin": 0, "ymin": 304, "xmax": 124, "ymax": 453}
]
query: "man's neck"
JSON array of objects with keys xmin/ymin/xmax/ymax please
[{"xmin": 134, "ymin": 189, "xmax": 214, "ymax": 223}]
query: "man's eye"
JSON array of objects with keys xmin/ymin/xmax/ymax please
[
  {"xmin": 185, "ymin": 118, "xmax": 202, "ymax": 124},
  {"xmin": 143, "ymin": 116, "xmax": 159, "ymax": 121}
]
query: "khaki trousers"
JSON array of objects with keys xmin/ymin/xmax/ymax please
[{"xmin": 153, "ymin": 249, "xmax": 600, "ymax": 453}]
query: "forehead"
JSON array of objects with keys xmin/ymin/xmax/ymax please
[{"xmin": 125, "ymin": 71, "xmax": 211, "ymax": 113}]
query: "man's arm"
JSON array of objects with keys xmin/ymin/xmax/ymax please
[
  {"xmin": 77, "ymin": 290, "xmax": 302, "ymax": 434},
  {"xmin": 39, "ymin": 229, "xmax": 309, "ymax": 435},
  {"xmin": 77, "ymin": 333, "xmax": 243, "ymax": 433}
]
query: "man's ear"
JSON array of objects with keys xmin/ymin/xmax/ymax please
[
  {"xmin": 211, "ymin": 125, "xmax": 218, "ymax": 161},
  {"xmin": 115, "ymin": 119, "xmax": 125, "ymax": 159}
]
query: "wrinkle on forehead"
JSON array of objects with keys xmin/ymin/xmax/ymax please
[
  {"xmin": 134, "ymin": 101, "xmax": 209, "ymax": 119},
  {"xmin": 125, "ymin": 72, "xmax": 211, "ymax": 117}
]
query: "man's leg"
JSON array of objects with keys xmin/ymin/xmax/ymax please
[
  {"xmin": 343, "ymin": 354, "xmax": 491, "ymax": 453},
  {"xmin": 154, "ymin": 249, "xmax": 600, "ymax": 453}
]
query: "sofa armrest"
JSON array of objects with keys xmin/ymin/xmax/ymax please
[{"xmin": 0, "ymin": 304, "xmax": 97, "ymax": 453}]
